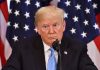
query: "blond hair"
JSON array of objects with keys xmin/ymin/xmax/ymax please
[{"xmin": 35, "ymin": 6, "xmax": 64, "ymax": 25}]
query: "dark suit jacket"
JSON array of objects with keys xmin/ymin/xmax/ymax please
[{"xmin": 2, "ymin": 34, "xmax": 98, "ymax": 70}]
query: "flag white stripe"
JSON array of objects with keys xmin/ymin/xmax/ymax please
[
  {"xmin": 0, "ymin": 5, "xmax": 12, "ymax": 63},
  {"xmin": 4, "ymin": 40, "xmax": 12, "ymax": 60},
  {"xmin": 87, "ymin": 40, "xmax": 100, "ymax": 70},
  {"xmin": 0, "ymin": 10, "xmax": 7, "ymax": 43}
]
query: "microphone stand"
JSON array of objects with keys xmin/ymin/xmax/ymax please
[
  {"xmin": 59, "ymin": 45, "xmax": 62, "ymax": 70},
  {"xmin": 52, "ymin": 39, "xmax": 62, "ymax": 70}
]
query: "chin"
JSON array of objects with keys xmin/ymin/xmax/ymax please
[{"xmin": 47, "ymin": 41, "xmax": 54, "ymax": 46}]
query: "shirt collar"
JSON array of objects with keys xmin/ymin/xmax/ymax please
[{"xmin": 43, "ymin": 41, "xmax": 51, "ymax": 52}]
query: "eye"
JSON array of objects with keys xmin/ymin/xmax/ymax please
[
  {"xmin": 53, "ymin": 23, "xmax": 60, "ymax": 28},
  {"xmin": 53, "ymin": 23, "xmax": 58, "ymax": 27},
  {"xmin": 42, "ymin": 25, "xmax": 49, "ymax": 28}
]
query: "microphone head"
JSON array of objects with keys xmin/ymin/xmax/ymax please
[{"xmin": 52, "ymin": 39, "xmax": 60, "ymax": 52}]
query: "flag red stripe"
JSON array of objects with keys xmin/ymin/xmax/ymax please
[
  {"xmin": 94, "ymin": 36, "xmax": 100, "ymax": 52},
  {"xmin": 0, "ymin": 38, "xmax": 6, "ymax": 66},
  {"xmin": 96, "ymin": 13, "xmax": 100, "ymax": 28},
  {"xmin": 0, "ymin": 0, "xmax": 8, "ymax": 21},
  {"xmin": 0, "ymin": 0, "xmax": 9, "ymax": 67}
]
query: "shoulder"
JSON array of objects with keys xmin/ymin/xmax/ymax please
[
  {"xmin": 62, "ymin": 35, "xmax": 87, "ymax": 51},
  {"xmin": 13, "ymin": 33, "xmax": 42, "ymax": 50}
]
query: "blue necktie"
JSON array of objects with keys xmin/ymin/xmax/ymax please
[{"xmin": 47, "ymin": 48, "xmax": 56, "ymax": 70}]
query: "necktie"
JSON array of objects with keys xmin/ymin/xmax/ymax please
[{"xmin": 47, "ymin": 48, "xmax": 56, "ymax": 70}]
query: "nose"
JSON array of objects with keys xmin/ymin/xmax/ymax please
[{"xmin": 49, "ymin": 26, "xmax": 55, "ymax": 33}]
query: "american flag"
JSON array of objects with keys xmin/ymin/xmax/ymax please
[
  {"xmin": 58, "ymin": 0, "xmax": 100, "ymax": 69},
  {"xmin": 0, "ymin": 0, "xmax": 12, "ymax": 69}
]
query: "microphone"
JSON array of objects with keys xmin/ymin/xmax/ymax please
[
  {"xmin": 52, "ymin": 39, "xmax": 60, "ymax": 52},
  {"xmin": 52, "ymin": 39, "xmax": 62, "ymax": 70}
]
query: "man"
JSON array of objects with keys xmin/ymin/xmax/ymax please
[{"xmin": 2, "ymin": 6, "xmax": 98, "ymax": 70}]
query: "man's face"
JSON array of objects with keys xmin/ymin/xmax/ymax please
[{"xmin": 36, "ymin": 16, "xmax": 66, "ymax": 46}]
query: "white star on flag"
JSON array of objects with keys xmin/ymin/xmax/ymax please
[
  {"xmin": 92, "ymin": 3, "xmax": 97, "ymax": 9},
  {"xmin": 13, "ymin": 23, "xmax": 19, "ymax": 29},
  {"xmin": 24, "ymin": 24, "xmax": 29, "ymax": 31},
  {"xmin": 75, "ymin": 4, "xmax": 81, "ymax": 10},
  {"xmin": 93, "ymin": 23, "xmax": 99, "ymax": 29},
  {"xmin": 15, "ymin": 0, "xmax": 20, "ymax": 4},
  {"xmin": 35, "ymin": 1, "xmax": 40, "ymax": 8},
  {"xmin": 14, "ymin": 10, "xmax": 20, "ymax": 16},
  {"xmin": 24, "ymin": 12, "xmax": 30, "ymax": 18},
  {"xmin": 65, "ymin": 0, "xmax": 71, "ymax": 6},
  {"xmin": 88, "ymin": 0, "xmax": 92, "ymax": 2},
  {"xmin": 70, "ymin": 28, "xmax": 76, "ymax": 34},
  {"xmin": 83, "ymin": 20, "xmax": 89, "ymax": 26},
  {"xmin": 9, "ymin": 9, "xmax": 12, "ymax": 14},
  {"xmin": 64, "ymin": 13, "xmax": 68, "ymax": 18},
  {"xmin": 25, "ymin": 0, "xmax": 30, "ymax": 6},
  {"xmin": 85, "ymin": 8, "xmax": 90, "ymax": 14},
  {"xmin": 34, "ymin": 28, "xmax": 37, "ymax": 32},
  {"xmin": 81, "ymin": 31, "xmax": 87, "ymax": 38},
  {"xmin": 7, "ymin": 22, "xmax": 11, "ymax": 26},
  {"xmin": 73, "ymin": 16, "xmax": 78, "ymax": 22},
  {"xmin": 13, "ymin": 35, "xmax": 18, "ymax": 42}
]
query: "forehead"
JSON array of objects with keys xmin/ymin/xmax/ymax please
[
  {"xmin": 37, "ymin": 16, "xmax": 63, "ymax": 25},
  {"xmin": 38, "ymin": 12, "xmax": 62, "ymax": 20},
  {"xmin": 38, "ymin": 12, "xmax": 63, "ymax": 22}
]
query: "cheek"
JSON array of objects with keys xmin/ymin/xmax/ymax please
[
  {"xmin": 58, "ymin": 27, "xmax": 65, "ymax": 33},
  {"xmin": 57, "ymin": 31, "xmax": 63, "ymax": 36},
  {"xmin": 37, "ymin": 30, "xmax": 48, "ymax": 37},
  {"xmin": 56, "ymin": 28, "xmax": 65, "ymax": 37}
]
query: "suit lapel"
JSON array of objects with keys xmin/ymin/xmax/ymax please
[
  {"xmin": 57, "ymin": 36, "xmax": 69, "ymax": 70},
  {"xmin": 32, "ymin": 35, "xmax": 46, "ymax": 70},
  {"xmin": 34, "ymin": 47, "xmax": 46, "ymax": 70}
]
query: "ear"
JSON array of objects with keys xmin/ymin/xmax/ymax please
[
  {"xmin": 63, "ymin": 20, "xmax": 66, "ymax": 31},
  {"xmin": 35, "ymin": 27, "xmax": 41, "ymax": 35}
]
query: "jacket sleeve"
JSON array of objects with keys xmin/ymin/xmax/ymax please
[
  {"xmin": 2, "ymin": 43, "xmax": 21, "ymax": 70},
  {"xmin": 79, "ymin": 43, "xmax": 98, "ymax": 70}
]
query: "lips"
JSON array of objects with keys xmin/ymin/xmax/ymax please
[{"xmin": 48, "ymin": 37, "xmax": 57, "ymax": 40}]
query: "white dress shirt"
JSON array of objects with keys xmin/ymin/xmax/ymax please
[{"xmin": 43, "ymin": 42, "xmax": 58, "ymax": 70}]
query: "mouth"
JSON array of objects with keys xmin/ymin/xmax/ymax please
[{"xmin": 48, "ymin": 37, "xmax": 57, "ymax": 41}]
